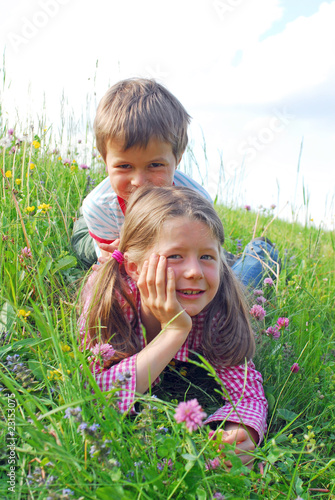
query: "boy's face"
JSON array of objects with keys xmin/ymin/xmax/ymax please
[{"xmin": 105, "ymin": 137, "xmax": 181, "ymax": 202}]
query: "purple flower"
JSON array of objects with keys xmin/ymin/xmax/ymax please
[
  {"xmin": 90, "ymin": 343, "xmax": 115, "ymax": 361},
  {"xmin": 64, "ymin": 406, "xmax": 82, "ymax": 418},
  {"xmin": 277, "ymin": 317, "xmax": 289, "ymax": 329},
  {"xmin": 256, "ymin": 296, "xmax": 266, "ymax": 304},
  {"xmin": 21, "ymin": 247, "xmax": 32, "ymax": 258},
  {"xmin": 89, "ymin": 423, "xmax": 100, "ymax": 432},
  {"xmin": 213, "ymin": 494, "xmax": 225, "ymax": 500},
  {"xmin": 62, "ymin": 490, "xmax": 74, "ymax": 496},
  {"xmin": 270, "ymin": 204, "xmax": 276, "ymax": 210},
  {"xmin": 63, "ymin": 158, "xmax": 71, "ymax": 166},
  {"xmin": 205, "ymin": 457, "xmax": 221, "ymax": 470},
  {"xmin": 77, "ymin": 422, "xmax": 88, "ymax": 433},
  {"xmin": 8, "ymin": 128, "xmax": 14, "ymax": 136},
  {"xmin": 174, "ymin": 399, "xmax": 207, "ymax": 432},
  {"xmin": 253, "ymin": 289, "xmax": 264, "ymax": 296},
  {"xmin": 236, "ymin": 238, "xmax": 243, "ymax": 250},
  {"xmin": 264, "ymin": 277, "xmax": 274, "ymax": 286},
  {"xmin": 291, "ymin": 363, "xmax": 300, "ymax": 373},
  {"xmin": 79, "ymin": 163, "xmax": 89, "ymax": 170},
  {"xmin": 157, "ymin": 458, "xmax": 173, "ymax": 470},
  {"xmin": 266, "ymin": 326, "xmax": 280, "ymax": 339},
  {"xmin": 244, "ymin": 205, "xmax": 251, "ymax": 211},
  {"xmin": 249, "ymin": 304, "xmax": 266, "ymax": 321}
]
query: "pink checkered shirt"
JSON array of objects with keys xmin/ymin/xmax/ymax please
[{"xmin": 80, "ymin": 273, "xmax": 268, "ymax": 442}]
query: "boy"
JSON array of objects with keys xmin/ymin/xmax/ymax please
[
  {"xmin": 72, "ymin": 78, "xmax": 279, "ymax": 287},
  {"xmin": 73, "ymin": 78, "xmax": 212, "ymax": 263}
]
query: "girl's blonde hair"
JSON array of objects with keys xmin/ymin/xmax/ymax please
[{"xmin": 83, "ymin": 186, "xmax": 255, "ymax": 367}]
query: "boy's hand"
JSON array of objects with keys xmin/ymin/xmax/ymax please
[
  {"xmin": 138, "ymin": 253, "xmax": 192, "ymax": 334},
  {"xmin": 212, "ymin": 425, "xmax": 258, "ymax": 470},
  {"xmin": 92, "ymin": 239, "xmax": 120, "ymax": 271}
]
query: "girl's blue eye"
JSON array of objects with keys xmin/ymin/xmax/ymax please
[{"xmin": 167, "ymin": 254, "xmax": 181, "ymax": 259}]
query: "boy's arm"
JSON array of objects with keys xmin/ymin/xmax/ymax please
[{"xmin": 82, "ymin": 177, "xmax": 122, "ymax": 246}]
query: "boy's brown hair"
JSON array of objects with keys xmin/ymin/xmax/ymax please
[{"xmin": 93, "ymin": 78, "xmax": 191, "ymax": 161}]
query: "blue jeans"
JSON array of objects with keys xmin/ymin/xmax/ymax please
[{"xmin": 231, "ymin": 240, "xmax": 280, "ymax": 289}]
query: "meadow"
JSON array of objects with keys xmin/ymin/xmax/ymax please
[{"xmin": 0, "ymin": 123, "xmax": 334, "ymax": 500}]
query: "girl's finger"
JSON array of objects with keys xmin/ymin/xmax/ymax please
[
  {"xmin": 146, "ymin": 254, "xmax": 159, "ymax": 297},
  {"xmin": 137, "ymin": 260, "xmax": 149, "ymax": 297},
  {"xmin": 219, "ymin": 428, "xmax": 253, "ymax": 446},
  {"xmin": 166, "ymin": 266, "xmax": 176, "ymax": 300},
  {"xmin": 155, "ymin": 256, "xmax": 167, "ymax": 302}
]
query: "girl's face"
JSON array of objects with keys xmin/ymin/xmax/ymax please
[{"xmin": 141, "ymin": 216, "xmax": 221, "ymax": 317}]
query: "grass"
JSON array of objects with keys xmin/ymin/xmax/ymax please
[{"xmin": 0, "ymin": 123, "xmax": 334, "ymax": 500}]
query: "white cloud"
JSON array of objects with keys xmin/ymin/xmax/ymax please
[{"xmin": 203, "ymin": 1, "xmax": 335, "ymax": 105}]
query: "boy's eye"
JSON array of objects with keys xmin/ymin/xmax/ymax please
[
  {"xmin": 117, "ymin": 164, "xmax": 131, "ymax": 169},
  {"xmin": 149, "ymin": 163, "xmax": 164, "ymax": 168}
]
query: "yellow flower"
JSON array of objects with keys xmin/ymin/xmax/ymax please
[
  {"xmin": 180, "ymin": 368, "xmax": 187, "ymax": 376},
  {"xmin": 38, "ymin": 203, "xmax": 51, "ymax": 214},
  {"xmin": 32, "ymin": 140, "xmax": 40, "ymax": 149},
  {"xmin": 61, "ymin": 344, "xmax": 71, "ymax": 352},
  {"xmin": 18, "ymin": 309, "xmax": 31, "ymax": 320},
  {"xmin": 29, "ymin": 163, "xmax": 35, "ymax": 170},
  {"xmin": 26, "ymin": 206, "xmax": 35, "ymax": 213},
  {"xmin": 58, "ymin": 156, "xmax": 62, "ymax": 161},
  {"xmin": 15, "ymin": 178, "xmax": 22, "ymax": 185},
  {"xmin": 70, "ymin": 165, "xmax": 77, "ymax": 172},
  {"xmin": 5, "ymin": 170, "xmax": 12, "ymax": 178}
]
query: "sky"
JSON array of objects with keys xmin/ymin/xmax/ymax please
[{"xmin": 0, "ymin": 0, "xmax": 334, "ymax": 229}]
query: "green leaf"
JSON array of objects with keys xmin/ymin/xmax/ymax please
[
  {"xmin": 277, "ymin": 408, "xmax": 299, "ymax": 422},
  {"xmin": 96, "ymin": 486, "xmax": 133, "ymax": 500},
  {"xmin": 157, "ymin": 445, "xmax": 169, "ymax": 458},
  {"xmin": 96, "ymin": 486, "xmax": 124, "ymax": 499},
  {"xmin": 0, "ymin": 301, "xmax": 16, "ymax": 330},
  {"xmin": 196, "ymin": 488, "xmax": 207, "ymax": 500},
  {"xmin": 185, "ymin": 460, "xmax": 195, "ymax": 472},
  {"xmin": 266, "ymin": 393, "xmax": 276, "ymax": 412},
  {"xmin": 38, "ymin": 256, "xmax": 53, "ymax": 278},
  {"xmin": 181, "ymin": 453, "xmax": 197, "ymax": 461},
  {"xmin": 52, "ymin": 255, "xmax": 77, "ymax": 274},
  {"xmin": 28, "ymin": 360, "xmax": 45, "ymax": 381},
  {"xmin": 0, "ymin": 338, "xmax": 50, "ymax": 359},
  {"xmin": 110, "ymin": 468, "xmax": 122, "ymax": 482},
  {"xmin": 42, "ymin": 236, "xmax": 55, "ymax": 246}
]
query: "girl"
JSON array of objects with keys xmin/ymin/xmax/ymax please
[{"xmin": 80, "ymin": 186, "xmax": 268, "ymax": 465}]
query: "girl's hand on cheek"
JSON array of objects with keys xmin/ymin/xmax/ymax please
[{"xmin": 138, "ymin": 254, "xmax": 192, "ymax": 334}]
